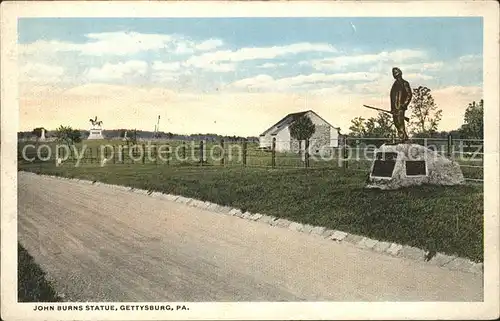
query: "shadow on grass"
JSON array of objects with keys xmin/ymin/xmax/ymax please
[{"xmin": 18, "ymin": 243, "xmax": 62, "ymax": 302}]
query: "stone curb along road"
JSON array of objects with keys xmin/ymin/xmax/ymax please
[{"xmin": 22, "ymin": 171, "xmax": 484, "ymax": 276}]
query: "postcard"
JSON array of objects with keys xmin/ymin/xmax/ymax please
[{"xmin": 1, "ymin": 1, "xmax": 499, "ymax": 320}]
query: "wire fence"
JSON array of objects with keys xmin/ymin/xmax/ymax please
[{"xmin": 18, "ymin": 135, "xmax": 484, "ymax": 182}]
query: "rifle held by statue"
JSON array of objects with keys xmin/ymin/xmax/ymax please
[{"xmin": 362, "ymin": 105, "xmax": 410, "ymax": 122}]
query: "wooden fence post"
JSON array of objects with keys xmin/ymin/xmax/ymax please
[
  {"xmin": 305, "ymin": 139, "xmax": 310, "ymax": 168},
  {"xmin": 142, "ymin": 144, "xmax": 146, "ymax": 164},
  {"xmin": 447, "ymin": 134, "xmax": 453, "ymax": 158},
  {"xmin": 122, "ymin": 145, "xmax": 126, "ymax": 164},
  {"xmin": 343, "ymin": 136, "xmax": 349, "ymax": 169},
  {"xmin": 90, "ymin": 147, "xmax": 93, "ymax": 164},
  {"xmin": 271, "ymin": 137, "xmax": 276, "ymax": 168},
  {"xmin": 181, "ymin": 142, "xmax": 186, "ymax": 161},
  {"xmin": 242, "ymin": 139, "xmax": 247, "ymax": 167},
  {"xmin": 199, "ymin": 140, "xmax": 204, "ymax": 166},
  {"xmin": 220, "ymin": 138, "xmax": 225, "ymax": 166}
]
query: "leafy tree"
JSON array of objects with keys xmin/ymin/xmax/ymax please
[
  {"xmin": 348, "ymin": 113, "xmax": 397, "ymax": 146},
  {"xmin": 459, "ymin": 99, "xmax": 483, "ymax": 139},
  {"xmin": 289, "ymin": 115, "xmax": 316, "ymax": 153},
  {"xmin": 348, "ymin": 117, "xmax": 367, "ymax": 137},
  {"xmin": 408, "ymin": 86, "xmax": 442, "ymax": 135},
  {"xmin": 370, "ymin": 113, "xmax": 396, "ymax": 138},
  {"xmin": 54, "ymin": 125, "xmax": 81, "ymax": 146}
]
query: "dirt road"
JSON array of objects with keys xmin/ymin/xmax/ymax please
[{"xmin": 18, "ymin": 172, "xmax": 483, "ymax": 301}]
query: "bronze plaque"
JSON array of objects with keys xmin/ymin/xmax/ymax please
[
  {"xmin": 406, "ymin": 160, "xmax": 427, "ymax": 176},
  {"xmin": 371, "ymin": 160, "xmax": 396, "ymax": 178}
]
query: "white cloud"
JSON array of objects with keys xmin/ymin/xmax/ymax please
[
  {"xmin": 367, "ymin": 61, "xmax": 443, "ymax": 75},
  {"xmin": 173, "ymin": 41, "xmax": 195, "ymax": 54},
  {"xmin": 20, "ymin": 62, "xmax": 65, "ymax": 83},
  {"xmin": 230, "ymin": 72, "xmax": 380, "ymax": 91},
  {"xmin": 186, "ymin": 42, "xmax": 336, "ymax": 70},
  {"xmin": 84, "ymin": 60, "xmax": 148, "ymax": 81},
  {"xmin": 19, "ymin": 32, "xmax": 174, "ymax": 57},
  {"xmin": 458, "ymin": 54, "xmax": 482, "ymax": 64},
  {"xmin": 195, "ymin": 39, "xmax": 224, "ymax": 51},
  {"xmin": 82, "ymin": 32, "xmax": 173, "ymax": 55},
  {"xmin": 307, "ymin": 49, "xmax": 428, "ymax": 71},
  {"xmin": 404, "ymin": 73, "xmax": 434, "ymax": 80},
  {"xmin": 151, "ymin": 61, "xmax": 186, "ymax": 82},
  {"xmin": 19, "ymin": 32, "xmax": 225, "ymax": 57},
  {"xmin": 202, "ymin": 63, "xmax": 236, "ymax": 72},
  {"xmin": 152, "ymin": 61, "xmax": 183, "ymax": 72},
  {"xmin": 401, "ymin": 62, "xmax": 443, "ymax": 72},
  {"xmin": 18, "ymin": 40, "xmax": 77, "ymax": 56},
  {"xmin": 150, "ymin": 58, "xmax": 235, "ymax": 79},
  {"xmin": 257, "ymin": 62, "xmax": 287, "ymax": 69}
]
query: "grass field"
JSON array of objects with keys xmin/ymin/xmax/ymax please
[
  {"xmin": 18, "ymin": 243, "xmax": 62, "ymax": 302},
  {"xmin": 18, "ymin": 138, "xmax": 484, "ymax": 180},
  {"xmin": 19, "ymin": 160, "xmax": 484, "ymax": 262}
]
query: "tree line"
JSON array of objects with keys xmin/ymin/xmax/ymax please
[
  {"xmin": 20, "ymin": 127, "xmax": 259, "ymax": 144},
  {"xmin": 348, "ymin": 85, "xmax": 483, "ymax": 142}
]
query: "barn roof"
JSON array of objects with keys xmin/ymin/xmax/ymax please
[{"xmin": 259, "ymin": 110, "xmax": 340, "ymax": 136}]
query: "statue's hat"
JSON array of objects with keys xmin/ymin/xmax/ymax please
[{"xmin": 392, "ymin": 67, "xmax": 402, "ymax": 76}]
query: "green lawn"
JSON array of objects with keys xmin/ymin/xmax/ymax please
[
  {"xmin": 18, "ymin": 243, "xmax": 62, "ymax": 302},
  {"xmin": 19, "ymin": 161, "xmax": 484, "ymax": 262},
  {"xmin": 18, "ymin": 139, "xmax": 483, "ymax": 180}
]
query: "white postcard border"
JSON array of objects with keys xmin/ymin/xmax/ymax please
[{"xmin": 1, "ymin": 1, "xmax": 499, "ymax": 320}]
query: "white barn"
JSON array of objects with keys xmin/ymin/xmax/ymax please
[{"xmin": 259, "ymin": 110, "xmax": 341, "ymax": 153}]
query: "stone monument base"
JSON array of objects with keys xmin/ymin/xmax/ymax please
[
  {"xmin": 365, "ymin": 143, "xmax": 465, "ymax": 190},
  {"xmin": 87, "ymin": 129, "xmax": 104, "ymax": 140}
]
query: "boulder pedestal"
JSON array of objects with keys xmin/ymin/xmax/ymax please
[{"xmin": 365, "ymin": 143, "xmax": 465, "ymax": 190}]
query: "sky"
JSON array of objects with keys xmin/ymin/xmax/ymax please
[{"xmin": 18, "ymin": 17, "xmax": 483, "ymax": 136}]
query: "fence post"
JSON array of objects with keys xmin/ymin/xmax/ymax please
[
  {"xmin": 181, "ymin": 142, "xmax": 186, "ymax": 161},
  {"xmin": 343, "ymin": 136, "xmax": 349, "ymax": 169},
  {"xmin": 305, "ymin": 139, "xmax": 310, "ymax": 168},
  {"xmin": 141, "ymin": 144, "xmax": 145, "ymax": 164},
  {"xmin": 90, "ymin": 147, "xmax": 93, "ymax": 164},
  {"xmin": 220, "ymin": 138, "xmax": 225, "ymax": 166},
  {"xmin": 166, "ymin": 146, "xmax": 170, "ymax": 165},
  {"xmin": 271, "ymin": 137, "xmax": 276, "ymax": 168},
  {"xmin": 199, "ymin": 140, "xmax": 204, "ymax": 166},
  {"xmin": 242, "ymin": 139, "xmax": 247, "ymax": 167},
  {"xmin": 447, "ymin": 134, "xmax": 453, "ymax": 158},
  {"xmin": 122, "ymin": 145, "xmax": 126, "ymax": 164}
]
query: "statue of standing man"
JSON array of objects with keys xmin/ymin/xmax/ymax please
[{"xmin": 390, "ymin": 67, "xmax": 412, "ymax": 142}]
